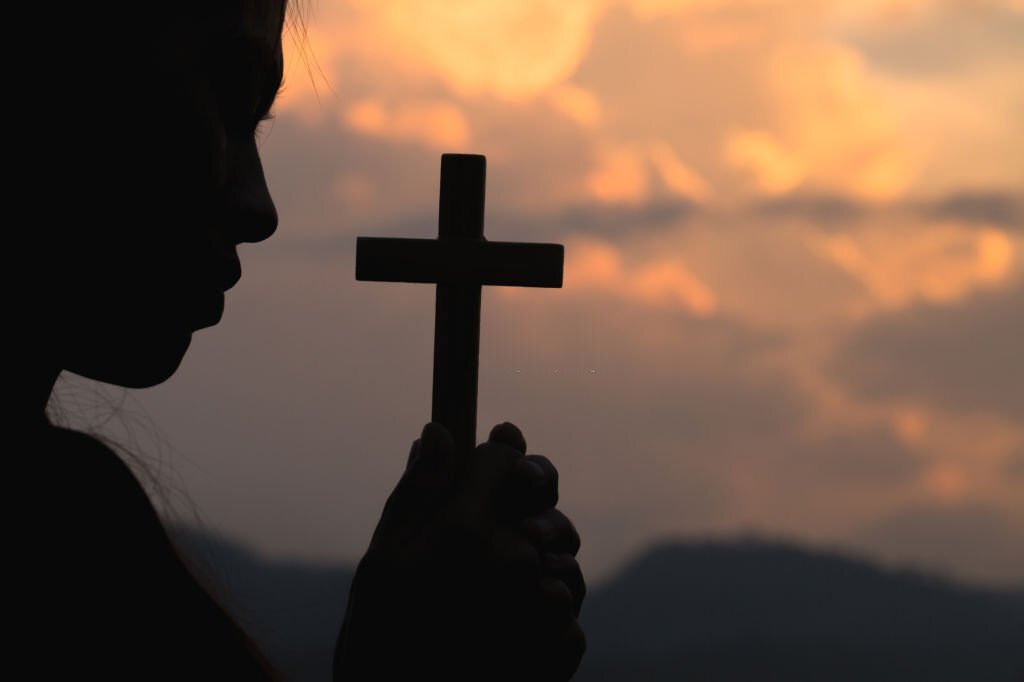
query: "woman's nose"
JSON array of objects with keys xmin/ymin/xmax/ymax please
[{"xmin": 224, "ymin": 135, "xmax": 278, "ymax": 245}]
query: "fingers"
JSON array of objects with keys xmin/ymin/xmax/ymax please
[
  {"xmin": 498, "ymin": 454, "xmax": 559, "ymax": 519},
  {"xmin": 520, "ymin": 508, "xmax": 581, "ymax": 556},
  {"xmin": 517, "ymin": 454, "xmax": 558, "ymax": 511},
  {"xmin": 542, "ymin": 552, "xmax": 586, "ymax": 618},
  {"xmin": 529, "ymin": 580, "xmax": 587, "ymax": 682},
  {"xmin": 485, "ymin": 423, "xmax": 584, "ymax": 680},
  {"xmin": 488, "ymin": 422, "xmax": 527, "ymax": 454},
  {"xmin": 485, "ymin": 423, "xmax": 561, "ymax": 520},
  {"xmin": 517, "ymin": 508, "xmax": 585, "ymax": 622},
  {"xmin": 536, "ymin": 575, "xmax": 574, "ymax": 632},
  {"xmin": 550, "ymin": 620, "xmax": 586, "ymax": 682}
]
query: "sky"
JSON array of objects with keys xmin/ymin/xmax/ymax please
[{"xmin": 53, "ymin": 0, "xmax": 1023, "ymax": 587}]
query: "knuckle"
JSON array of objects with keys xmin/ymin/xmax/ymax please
[
  {"xmin": 487, "ymin": 422, "xmax": 527, "ymax": 454},
  {"xmin": 540, "ymin": 575, "xmax": 574, "ymax": 605},
  {"xmin": 575, "ymin": 568, "xmax": 587, "ymax": 604},
  {"xmin": 476, "ymin": 441, "xmax": 524, "ymax": 470},
  {"xmin": 547, "ymin": 509, "xmax": 581, "ymax": 554},
  {"xmin": 522, "ymin": 512, "xmax": 559, "ymax": 545},
  {"xmin": 569, "ymin": 621, "xmax": 587, "ymax": 659},
  {"xmin": 499, "ymin": 540, "xmax": 542, "ymax": 584},
  {"xmin": 536, "ymin": 577, "xmax": 575, "ymax": 635},
  {"xmin": 526, "ymin": 454, "xmax": 559, "ymax": 482}
]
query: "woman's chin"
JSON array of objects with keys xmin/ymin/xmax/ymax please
[{"xmin": 67, "ymin": 329, "xmax": 193, "ymax": 388}]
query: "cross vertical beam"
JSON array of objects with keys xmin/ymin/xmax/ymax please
[{"xmin": 433, "ymin": 154, "xmax": 485, "ymax": 455}]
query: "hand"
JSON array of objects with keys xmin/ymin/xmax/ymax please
[{"xmin": 333, "ymin": 422, "xmax": 586, "ymax": 681}]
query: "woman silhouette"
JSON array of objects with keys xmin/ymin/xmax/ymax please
[{"xmin": 17, "ymin": 1, "xmax": 585, "ymax": 680}]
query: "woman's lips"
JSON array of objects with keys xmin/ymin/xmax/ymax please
[
  {"xmin": 186, "ymin": 253, "xmax": 239, "ymax": 330},
  {"xmin": 216, "ymin": 254, "xmax": 242, "ymax": 292},
  {"xmin": 219, "ymin": 260, "xmax": 242, "ymax": 292},
  {"xmin": 189, "ymin": 289, "xmax": 225, "ymax": 330}
]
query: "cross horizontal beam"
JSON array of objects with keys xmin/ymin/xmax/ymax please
[{"xmin": 355, "ymin": 237, "xmax": 564, "ymax": 288}]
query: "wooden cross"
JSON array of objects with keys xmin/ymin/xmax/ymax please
[{"xmin": 356, "ymin": 154, "xmax": 564, "ymax": 455}]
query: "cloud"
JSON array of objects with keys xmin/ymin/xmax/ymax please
[
  {"xmin": 582, "ymin": 141, "xmax": 713, "ymax": 205},
  {"xmin": 259, "ymin": 115, "xmax": 450, "ymax": 236},
  {"xmin": 849, "ymin": 503, "xmax": 1024, "ymax": 587},
  {"xmin": 725, "ymin": 131, "xmax": 805, "ymax": 196},
  {"xmin": 739, "ymin": 42, "xmax": 916, "ymax": 201},
  {"xmin": 754, "ymin": 194, "xmax": 869, "ymax": 224},
  {"xmin": 649, "ymin": 142, "xmax": 714, "ymax": 203},
  {"xmin": 1006, "ymin": 449, "xmax": 1024, "ymax": 479},
  {"xmin": 555, "ymin": 237, "xmax": 718, "ymax": 316},
  {"xmin": 843, "ymin": 2, "xmax": 1024, "ymax": 76},
  {"xmin": 347, "ymin": 0, "xmax": 601, "ymax": 100},
  {"xmin": 829, "ymin": 283, "xmax": 1024, "ymax": 419},
  {"xmin": 547, "ymin": 198, "xmax": 699, "ymax": 240},
  {"xmin": 546, "ymin": 83, "xmax": 603, "ymax": 128},
  {"xmin": 753, "ymin": 191, "xmax": 1024, "ymax": 230},
  {"xmin": 790, "ymin": 427, "xmax": 921, "ymax": 487},
  {"xmin": 342, "ymin": 98, "xmax": 471, "ymax": 149},
  {"xmin": 271, "ymin": 0, "xmax": 1023, "ymax": 223},
  {"xmin": 810, "ymin": 224, "xmax": 1015, "ymax": 311},
  {"xmin": 586, "ymin": 144, "xmax": 650, "ymax": 204},
  {"xmin": 922, "ymin": 191, "xmax": 1024, "ymax": 229}
]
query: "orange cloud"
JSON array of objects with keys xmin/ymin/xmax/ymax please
[
  {"xmin": 892, "ymin": 407, "xmax": 929, "ymax": 446},
  {"xmin": 716, "ymin": 35, "xmax": 920, "ymax": 202},
  {"xmin": 812, "ymin": 225, "xmax": 1016, "ymax": 312},
  {"xmin": 923, "ymin": 463, "xmax": 969, "ymax": 503},
  {"xmin": 649, "ymin": 142, "xmax": 713, "ymax": 202},
  {"xmin": 833, "ymin": 0, "xmax": 1024, "ymax": 22},
  {"xmin": 547, "ymin": 83, "xmax": 603, "ymax": 128},
  {"xmin": 566, "ymin": 238, "xmax": 623, "ymax": 289},
  {"xmin": 680, "ymin": 20, "xmax": 765, "ymax": 54},
  {"xmin": 629, "ymin": 260, "xmax": 718, "ymax": 315},
  {"xmin": 585, "ymin": 142, "xmax": 712, "ymax": 204},
  {"xmin": 559, "ymin": 238, "xmax": 718, "ymax": 317},
  {"xmin": 343, "ymin": 98, "xmax": 471, "ymax": 149},
  {"xmin": 725, "ymin": 131, "xmax": 804, "ymax": 196},
  {"xmin": 333, "ymin": 173, "xmax": 376, "ymax": 207},
  {"xmin": 623, "ymin": 0, "xmax": 716, "ymax": 20},
  {"xmin": 351, "ymin": 0, "xmax": 599, "ymax": 100},
  {"xmin": 585, "ymin": 145, "xmax": 650, "ymax": 204}
]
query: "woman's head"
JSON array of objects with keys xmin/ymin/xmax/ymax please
[{"xmin": 28, "ymin": 1, "xmax": 289, "ymax": 389}]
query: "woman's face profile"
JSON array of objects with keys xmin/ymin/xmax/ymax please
[{"xmin": 46, "ymin": 1, "xmax": 287, "ymax": 388}]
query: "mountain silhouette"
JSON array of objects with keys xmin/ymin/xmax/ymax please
[
  {"xmin": 169, "ymin": 525, "xmax": 353, "ymax": 682},
  {"xmin": 578, "ymin": 540, "xmax": 1023, "ymax": 681},
  {"xmin": 168, "ymin": 526, "xmax": 1023, "ymax": 681}
]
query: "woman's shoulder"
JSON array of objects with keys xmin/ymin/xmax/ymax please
[
  {"xmin": 31, "ymin": 424, "xmax": 165, "ymax": 539},
  {"xmin": 17, "ymin": 423, "xmax": 279, "ymax": 679},
  {"xmin": 39, "ymin": 423, "xmax": 141, "ymax": 481},
  {"xmin": 23, "ymin": 424, "xmax": 177, "ymax": 573}
]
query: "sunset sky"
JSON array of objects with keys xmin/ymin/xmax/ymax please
[{"xmin": 54, "ymin": 0, "xmax": 1023, "ymax": 587}]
